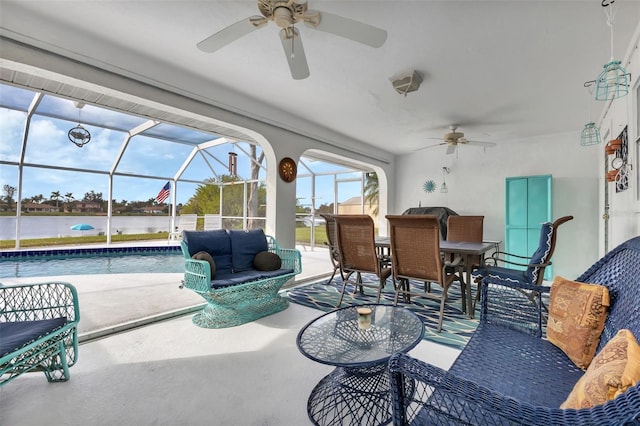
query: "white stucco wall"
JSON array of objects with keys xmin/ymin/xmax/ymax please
[{"xmin": 394, "ymin": 130, "xmax": 601, "ymax": 280}]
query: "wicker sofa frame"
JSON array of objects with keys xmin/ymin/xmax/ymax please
[
  {"xmin": 389, "ymin": 236, "xmax": 640, "ymax": 425},
  {"xmin": 180, "ymin": 233, "xmax": 301, "ymax": 329},
  {"xmin": 1, "ymin": 282, "xmax": 80, "ymax": 387}
]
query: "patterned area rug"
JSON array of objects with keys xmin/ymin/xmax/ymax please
[{"xmin": 285, "ymin": 276, "xmax": 479, "ymax": 350}]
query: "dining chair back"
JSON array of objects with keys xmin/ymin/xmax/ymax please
[
  {"xmin": 386, "ymin": 214, "xmax": 463, "ymax": 332},
  {"xmin": 333, "ymin": 215, "xmax": 391, "ymax": 307},
  {"xmin": 320, "ymin": 213, "xmax": 347, "ymax": 283},
  {"xmin": 447, "ymin": 215, "xmax": 484, "ymax": 268},
  {"xmin": 473, "ymin": 215, "xmax": 574, "ymax": 287}
]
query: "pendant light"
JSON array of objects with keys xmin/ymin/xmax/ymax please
[
  {"xmin": 440, "ymin": 167, "xmax": 450, "ymax": 193},
  {"xmin": 581, "ymin": 122, "xmax": 601, "ymax": 146},
  {"xmin": 594, "ymin": 0, "xmax": 629, "ymax": 101},
  {"xmin": 580, "ymin": 82, "xmax": 601, "ymax": 146}
]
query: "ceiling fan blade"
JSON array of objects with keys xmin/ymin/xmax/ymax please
[
  {"xmin": 466, "ymin": 140, "xmax": 497, "ymax": 148},
  {"xmin": 414, "ymin": 142, "xmax": 446, "ymax": 152},
  {"xmin": 446, "ymin": 144, "xmax": 457, "ymax": 155},
  {"xmin": 304, "ymin": 10, "xmax": 387, "ymax": 48},
  {"xmin": 197, "ymin": 17, "xmax": 264, "ymax": 53},
  {"xmin": 280, "ymin": 27, "xmax": 310, "ymax": 80}
]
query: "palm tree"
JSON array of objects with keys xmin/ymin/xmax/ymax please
[
  {"xmin": 64, "ymin": 192, "xmax": 75, "ymax": 212},
  {"xmin": 50, "ymin": 191, "xmax": 61, "ymax": 208},
  {"xmin": 364, "ymin": 172, "xmax": 379, "ymax": 216}
]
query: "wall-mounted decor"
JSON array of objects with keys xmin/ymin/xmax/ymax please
[
  {"xmin": 615, "ymin": 126, "xmax": 629, "ymax": 193},
  {"xmin": 423, "ymin": 180, "xmax": 437, "ymax": 193},
  {"xmin": 279, "ymin": 157, "xmax": 297, "ymax": 182}
]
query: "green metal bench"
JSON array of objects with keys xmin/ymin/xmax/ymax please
[
  {"xmin": 1, "ymin": 282, "xmax": 80, "ymax": 387},
  {"xmin": 180, "ymin": 229, "xmax": 302, "ymax": 328}
]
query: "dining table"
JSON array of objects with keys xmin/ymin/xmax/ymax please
[{"xmin": 375, "ymin": 237, "xmax": 497, "ymax": 318}]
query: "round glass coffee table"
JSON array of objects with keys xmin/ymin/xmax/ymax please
[{"xmin": 296, "ymin": 304, "xmax": 424, "ymax": 426}]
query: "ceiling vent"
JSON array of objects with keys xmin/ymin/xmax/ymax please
[{"xmin": 391, "ymin": 71, "xmax": 422, "ymax": 96}]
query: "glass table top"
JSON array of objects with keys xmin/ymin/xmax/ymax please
[{"xmin": 296, "ymin": 304, "xmax": 424, "ymax": 368}]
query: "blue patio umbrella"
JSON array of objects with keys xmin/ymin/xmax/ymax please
[{"xmin": 70, "ymin": 223, "xmax": 94, "ymax": 236}]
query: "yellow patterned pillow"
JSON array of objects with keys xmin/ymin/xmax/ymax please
[
  {"xmin": 561, "ymin": 329, "xmax": 640, "ymax": 409},
  {"xmin": 547, "ymin": 276, "xmax": 610, "ymax": 369}
]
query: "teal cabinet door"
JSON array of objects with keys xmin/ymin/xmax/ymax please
[{"xmin": 505, "ymin": 175, "xmax": 552, "ymax": 279}]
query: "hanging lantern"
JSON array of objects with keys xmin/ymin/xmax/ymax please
[
  {"xmin": 228, "ymin": 152, "xmax": 238, "ymax": 175},
  {"xmin": 580, "ymin": 122, "xmax": 601, "ymax": 146},
  {"xmin": 594, "ymin": 1, "xmax": 630, "ymax": 101},
  {"xmin": 595, "ymin": 60, "xmax": 629, "ymax": 101}
]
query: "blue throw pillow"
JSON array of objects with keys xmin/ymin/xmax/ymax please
[
  {"xmin": 183, "ymin": 230, "xmax": 233, "ymax": 274},
  {"xmin": 229, "ymin": 229, "xmax": 268, "ymax": 272}
]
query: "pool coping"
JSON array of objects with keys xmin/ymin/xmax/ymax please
[{"xmin": 0, "ymin": 245, "xmax": 182, "ymax": 259}]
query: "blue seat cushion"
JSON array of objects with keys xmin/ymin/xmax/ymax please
[
  {"xmin": 0, "ymin": 317, "xmax": 68, "ymax": 357},
  {"xmin": 183, "ymin": 230, "xmax": 233, "ymax": 274},
  {"xmin": 211, "ymin": 268, "xmax": 294, "ymax": 289},
  {"xmin": 229, "ymin": 229, "xmax": 269, "ymax": 272},
  {"xmin": 473, "ymin": 265, "xmax": 527, "ymax": 285},
  {"xmin": 525, "ymin": 221, "xmax": 553, "ymax": 283},
  {"xmin": 449, "ymin": 323, "xmax": 583, "ymax": 406}
]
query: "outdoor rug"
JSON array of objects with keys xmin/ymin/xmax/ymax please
[{"xmin": 285, "ymin": 276, "xmax": 480, "ymax": 351}]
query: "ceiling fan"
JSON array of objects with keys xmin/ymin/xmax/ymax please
[
  {"xmin": 196, "ymin": 0, "xmax": 387, "ymax": 80},
  {"xmin": 420, "ymin": 125, "xmax": 497, "ymax": 155}
]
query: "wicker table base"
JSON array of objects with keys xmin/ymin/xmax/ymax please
[
  {"xmin": 307, "ymin": 363, "xmax": 396, "ymax": 426},
  {"xmin": 298, "ymin": 305, "xmax": 424, "ymax": 426}
]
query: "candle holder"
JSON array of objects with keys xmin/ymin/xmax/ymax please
[{"xmin": 356, "ymin": 307, "xmax": 372, "ymax": 330}]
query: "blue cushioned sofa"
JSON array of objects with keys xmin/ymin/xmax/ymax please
[
  {"xmin": 389, "ymin": 236, "xmax": 640, "ymax": 425},
  {"xmin": 180, "ymin": 229, "xmax": 301, "ymax": 328},
  {"xmin": 1, "ymin": 281, "xmax": 80, "ymax": 387}
]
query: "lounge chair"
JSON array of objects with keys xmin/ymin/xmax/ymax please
[{"xmin": 168, "ymin": 214, "xmax": 198, "ymax": 241}]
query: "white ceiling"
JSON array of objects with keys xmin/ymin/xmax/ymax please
[{"xmin": 1, "ymin": 1, "xmax": 639, "ymax": 155}]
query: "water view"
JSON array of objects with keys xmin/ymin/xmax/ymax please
[{"xmin": 0, "ymin": 216, "xmax": 172, "ymax": 240}]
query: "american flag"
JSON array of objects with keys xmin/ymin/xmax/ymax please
[{"xmin": 156, "ymin": 181, "xmax": 170, "ymax": 203}]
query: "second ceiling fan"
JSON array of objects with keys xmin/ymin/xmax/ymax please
[
  {"xmin": 420, "ymin": 125, "xmax": 497, "ymax": 155},
  {"xmin": 196, "ymin": 0, "xmax": 387, "ymax": 80}
]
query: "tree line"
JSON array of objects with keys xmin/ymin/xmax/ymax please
[{"xmin": 1, "ymin": 185, "xmax": 169, "ymax": 213}]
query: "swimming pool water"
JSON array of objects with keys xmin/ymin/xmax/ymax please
[{"xmin": 0, "ymin": 247, "xmax": 184, "ymax": 278}]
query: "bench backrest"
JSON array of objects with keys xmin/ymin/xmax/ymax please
[
  {"xmin": 182, "ymin": 229, "xmax": 269, "ymax": 274},
  {"xmin": 575, "ymin": 236, "xmax": 640, "ymax": 351}
]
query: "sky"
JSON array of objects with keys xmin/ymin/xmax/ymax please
[{"xmin": 0, "ymin": 83, "xmax": 365, "ymax": 209}]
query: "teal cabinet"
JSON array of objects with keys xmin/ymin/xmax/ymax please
[{"xmin": 505, "ymin": 175, "xmax": 552, "ymax": 279}]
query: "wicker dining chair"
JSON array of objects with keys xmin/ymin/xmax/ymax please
[
  {"xmin": 386, "ymin": 215, "xmax": 464, "ymax": 332},
  {"xmin": 333, "ymin": 215, "xmax": 392, "ymax": 307},
  {"xmin": 446, "ymin": 215, "xmax": 484, "ymax": 289},
  {"xmin": 320, "ymin": 213, "xmax": 351, "ymax": 284}
]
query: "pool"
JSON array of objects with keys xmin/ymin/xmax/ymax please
[{"xmin": 0, "ymin": 246, "xmax": 184, "ymax": 278}]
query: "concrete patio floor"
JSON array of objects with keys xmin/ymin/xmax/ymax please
[{"xmin": 0, "ymin": 244, "xmax": 461, "ymax": 425}]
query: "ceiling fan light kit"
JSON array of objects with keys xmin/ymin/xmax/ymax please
[
  {"xmin": 391, "ymin": 70, "xmax": 422, "ymax": 96},
  {"xmin": 197, "ymin": 0, "xmax": 387, "ymax": 80},
  {"xmin": 417, "ymin": 125, "xmax": 497, "ymax": 155}
]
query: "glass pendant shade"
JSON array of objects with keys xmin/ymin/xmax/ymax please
[
  {"xmin": 580, "ymin": 122, "xmax": 601, "ymax": 146},
  {"xmin": 440, "ymin": 166, "xmax": 449, "ymax": 193},
  {"xmin": 595, "ymin": 60, "xmax": 629, "ymax": 101}
]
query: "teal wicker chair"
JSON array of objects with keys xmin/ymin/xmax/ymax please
[
  {"xmin": 1, "ymin": 281, "xmax": 80, "ymax": 387},
  {"xmin": 180, "ymin": 229, "xmax": 302, "ymax": 328}
]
